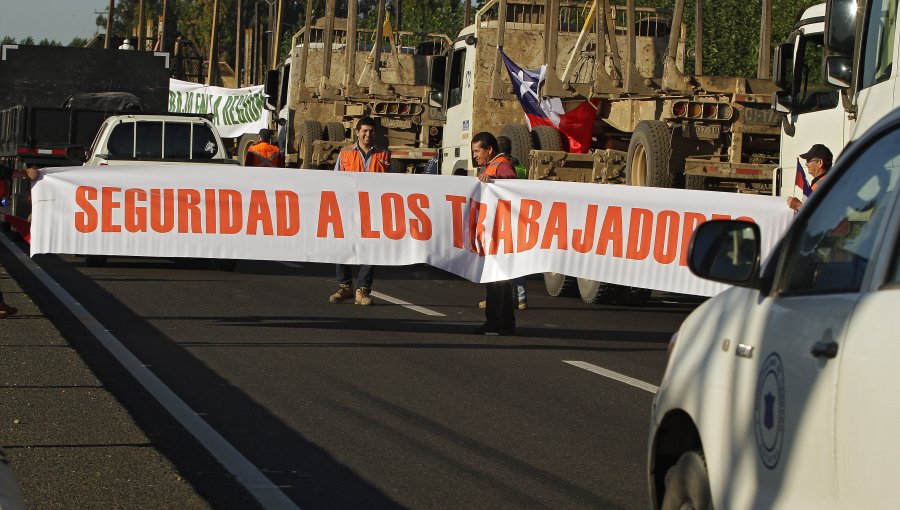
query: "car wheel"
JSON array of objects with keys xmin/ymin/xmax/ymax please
[{"xmin": 661, "ymin": 450, "xmax": 712, "ymax": 510}]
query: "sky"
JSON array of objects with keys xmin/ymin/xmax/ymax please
[{"xmin": 0, "ymin": 1, "xmax": 110, "ymax": 45}]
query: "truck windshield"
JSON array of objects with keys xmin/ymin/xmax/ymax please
[{"xmin": 794, "ymin": 33, "xmax": 839, "ymax": 114}]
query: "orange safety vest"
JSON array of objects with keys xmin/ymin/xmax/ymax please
[
  {"xmin": 810, "ymin": 173, "xmax": 826, "ymax": 192},
  {"xmin": 484, "ymin": 154, "xmax": 517, "ymax": 179},
  {"xmin": 246, "ymin": 141, "xmax": 284, "ymax": 167},
  {"xmin": 338, "ymin": 144, "xmax": 390, "ymax": 172}
]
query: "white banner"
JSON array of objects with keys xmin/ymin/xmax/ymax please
[
  {"xmin": 168, "ymin": 79, "xmax": 269, "ymax": 138},
  {"xmin": 29, "ymin": 166, "xmax": 794, "ymax": 296}
]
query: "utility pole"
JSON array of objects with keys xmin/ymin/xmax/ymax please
[
  {"xmin": 757, "ymin": 0, "xmax": 772, "ymax": 79},
  {"xmin": 235, "ymin": 0, "xmax": 242, "ymax": 86},
  {"xmin": 207, "ymin": 0, "xmax": 221, "ymax": 85},
  {"xmin": 159, "ymin": 0, "xmax": 169, "ymax": 52},
  {"xmin": 137, "ymin": 0, "xmax": 145, "ymax": 50},
  {"xmin": 695, "ymin": 0, "xmax": 703, "ymax": 75},
  {"xmin": 105, "ymin": 0, "xmax": 114, "ymax": 48},
  {"xmin": 273, "ymin": 0, "xmax": 284, "ymax": 69}
]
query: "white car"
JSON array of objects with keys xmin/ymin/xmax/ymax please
[{"xmin": 648, "ymin": 106, "xmax": 900, "ymax": 509}]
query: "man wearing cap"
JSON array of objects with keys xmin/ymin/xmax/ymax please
[
  {"xmin": 245, "ymin": 128, "xmax": 284, "ymax": 167},
  {"xmin": 788, "ymin": 144, "xmax": 833, "ymax": 211}
]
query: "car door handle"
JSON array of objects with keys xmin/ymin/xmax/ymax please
[{"xmin": 811, "ymin": 340, "xmax": 839, "ymax": 359}]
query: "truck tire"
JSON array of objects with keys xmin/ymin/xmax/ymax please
[
  {"xmin": 626, "ymin": 120, "xmax": 674, "ymax": 188},
  {"xmin": 577, "ymin": 278, "xmax": 617, "ymax": 304},
  {"xmin": 685, "ymin": 175, "xmax": 706, "ymax": 190},
  {"xmin": 390, "ymin": 159, "xmax": 409, "ymax": 173},
  {"xmin": 237, "ymin": 133, "xmax": 257, "ymax": 165},
  {"xmin": 324, "ymin": 122, "xmax": 346, "ymax": 143},
  {"xmin": 532, "ymin": 125, "xmax": 564, "ymax": 151},
  {"xmin": 500, "ymin": 124, "xmax": 532, "ymax": 165},
  {"xmin": 661, "ymin": 451, "xmax": 712, "ymax": 510},
  {"xmin": 613, "ymin": 285, "xmax": 651, "ymax": 306},
  {"xmin": 543, "ymin": 272, "xmax": 575, "ymax": 297},
  {"xmin": 298, "ymin": 120, "xmax": 323, "ymax": 169}
]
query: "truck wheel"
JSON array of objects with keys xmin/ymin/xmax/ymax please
[
  {"xmin": 543, "ymin": 272, "xmax": 575, "ymax": 297},
  {"xmin": 324, "ymin": 122, "xmax": 346, "ymax": 143},
  {"xmin": 237, "ymin": 133, "xmax": 257, "ymax": 165},
  {"xmin": 613, "ymin": 285, "xmax": 651, "ymax": 306},
  {"xmin": 390, "ymin": 159, "xmax": 409, "ymax": 173},
  {"xmin": 626, "ymin": 120, "xmax": 674, "ymax": 188},
  {"xmin": 500, "ymin": 124, "xmax": 532, "ymax": 165},
  {"xmin": 685, "ymin": 175, "xmax": 706, "ymax": 190},
  {"xmin": 661, "ymin": 451, "xmax": 712, "ymax": 510},
  {"xmin": 85, "ymin": 255, "xmax": 108, "ymax": 267},
  {"xmin": 532, "ymin": 125, "xmax": 564, "ymax": 151},
  {"xmin": 298, "ymin": 120, "xmax": 323, "ymax": 169},
  {"xmin": 577, "ymin": 278, "xmax": 616, "ymax": 304}
]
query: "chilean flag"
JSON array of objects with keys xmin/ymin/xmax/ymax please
[
  {"xmin": 794, "ymin": 159, "xmax": 812, "ymax": 197},
  {"xmin": 500, "ymin": 50, "xmax": 596, "ymax": 153}
]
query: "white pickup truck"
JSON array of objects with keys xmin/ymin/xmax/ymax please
[{"xmin": 70, "ymin": 113, "xmax": 234, "ymax": 166}]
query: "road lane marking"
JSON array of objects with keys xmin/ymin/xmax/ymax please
[
  {"xmin": 370, "ymin": 291, "xmax": 445, "ymax": 316},
  {"xmin": 2, "ymin": 236, "xmax": 300, "ymax": 510},
  {"xmin": 563, "ymin": 360, "xmax": 659, "ymax": 394}
]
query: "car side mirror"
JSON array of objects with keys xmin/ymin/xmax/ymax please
[
  {"xmin": 688, "ymin": 220, "xmax": 761, "ymax": 287},
  {"xmin": 825, "ymin": 55, "xmax": 852, "ymax": 89},
  {"xmin": 772, "ymin": 90, "xmax": 792, "ymax": 114},
  {"xmin": 65, "ymin": 145, "xmax": 88, "ymax": 163}
]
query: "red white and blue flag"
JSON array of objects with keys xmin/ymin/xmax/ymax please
[
  {"xmin": 794, "ymin": 159, "xmax": 812, "ymax": 197},
  {"xmin": 500, "ymin": 50, "xmax": 596, "ymax": 154}
]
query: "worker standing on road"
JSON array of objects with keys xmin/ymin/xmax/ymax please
[
  {"xmin": 328, "ymin": 116, "xmax": 391, "ymax": 306},
  {"xmin": 0, "ymin": 163, "xmax": 39, "ymax": 318},
  {"xmin": 471, "ymin": 132, "xmax": 517, "ymax": 336},
  {"xmin": 245, "ymin": 128, "xmax": 284, "ymax": 167},
  {"xmin": 498, "ymin": 135, "xmax": 528, "ymax": 310}
]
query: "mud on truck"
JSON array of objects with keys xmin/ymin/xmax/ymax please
[
  {"xmin": 258, "ymin": 0, "xmax": 452, "ymax": 173},
  {"xmin": 432, "ymin": 0, "xmax": 782, "ymax": 304}
]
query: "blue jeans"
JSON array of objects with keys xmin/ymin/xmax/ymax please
[{"xmin": 336, "ymin": 264, "xmax": 375, "ymax": 289}]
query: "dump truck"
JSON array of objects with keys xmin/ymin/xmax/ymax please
[
  {"xmin": 432, "ymin": 0, "xmax": 782, "ymax": 304},
  {"xmin": 0, "ymin": 44, "xmax": 171, "ymax": 233},
  {"xmin": 260, "ymin": 0, "xmax": 452, "ymax": 172}
]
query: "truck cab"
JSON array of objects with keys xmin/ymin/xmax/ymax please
[{"xmin": 775, "ymin": 0, "xmax": 900, "ymax": 198}]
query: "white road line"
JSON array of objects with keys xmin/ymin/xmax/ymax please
[
  {"xmin": 563, "ymin": 360, "xmax": 659, "ymax": 394},
  {"xmin": 1, "ymin": 236, "xmax": 300, "ymax": 510},
  {"xmin": 275, "ymin": 262, "xmax": 443, "ymax": 316},
  {"xmin": 370, "ymin": 291, "xmax": 445, "ymax": 317}
]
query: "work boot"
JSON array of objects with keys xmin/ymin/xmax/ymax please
[
  {"xmin": 517, "ymin": 298, "xmax": 527, "ymax": 310},
  {"xmin": 0, "ymin": 302, "xmax": 17, "ymax": 319},
  {"xmin": 355, "ymin": 287, "xmax": 373, "ymax": 306},
  {"xmin": 478, "ymin": 300, "xmax": 486, "ymax": 309},
  {"xmin": 329, "ymin": 283, "xmax": 354, "ymax": 303}
]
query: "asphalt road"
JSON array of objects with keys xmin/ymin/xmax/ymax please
[{"xmin": 1, "ymin": 234, "xmax": 702, "ymax": 509}]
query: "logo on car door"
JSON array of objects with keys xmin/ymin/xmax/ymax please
[{"xmin": 755, "ymin": 353, "xmax": 785, "ymax": 469}]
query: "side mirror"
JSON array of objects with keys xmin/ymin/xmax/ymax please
[
  {"xmin": 465, "ymin": 34, "xmax": 477, "ymax": 46},
  {"xmin": 772, "ymin": 42, "xmax": 794, "ymax": 90},
  {"xmin": 772, "ymin": 90, "xmax": 792, "ymax": 113},
  {"xmin": 264, "ymin": 69, "xmax": 280, "ymax": 111},
  {"xmin": 429, "ymin": 90, "xmax": 444, "ymax": 107},
  {"xmin": 825, "ymin": 0, "xmax": 857, "ymax": 55},
  {"xmin": 825, "ymin": 55, "xmax": 852, "ymax": 88},
  {"xmin": 65, "ymin": 145, "xmax": 88, "ymax": 163},
  {"xmin": 688, "ymin": 220, "xmax": 761, "ymax": 287}
]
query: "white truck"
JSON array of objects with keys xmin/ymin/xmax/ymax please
[
  {"xmin": 774, "ymin": 0, "xmax": 899, "ymax": 196},
  {"xmin": 74, "ymin": 113, "xmax": 232, "ymax": 166}
]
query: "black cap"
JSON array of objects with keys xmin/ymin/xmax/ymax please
[
  {"xmin": 258, "ymin": 128, "xmax": 271, "ymax": 139},
  {"xmin": 799, "ymin": 144, "xmax": 833, "ymax": 165}
]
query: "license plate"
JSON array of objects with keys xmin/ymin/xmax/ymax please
[
  {"xmin": 743, "ymin": 107, "xmax": 780, "ymax": 125},
  {"xmin": 691, "ymin": 124, "xmax": 720, "ymax": 139}
]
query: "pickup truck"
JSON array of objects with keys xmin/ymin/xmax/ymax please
[{"xmin": 71, "ymin": 113, "xmax": 234, "ymax": 165}]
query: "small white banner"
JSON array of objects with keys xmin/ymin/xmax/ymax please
[
  {"xmin": 29, "ymin": 166, "xmax": 793, "ymax": 296},
  {"xmin": 168, "ymin": 79, "xmax": 269, "ymax": 138}
]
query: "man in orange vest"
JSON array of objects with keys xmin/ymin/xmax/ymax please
[
  {"xmin": 471, "ymin": 131, "xmax": 517, "ymax": 336},
  {"xmin": 328, "ymin": 116, "xmax": 391, "ymax": 306},
  {"xmin": 788, "ymin": 144, "xmax": 832, "ymax": 211},
  {"xmin": 245, "ymin": 128, "xmax": 284, "ymax": 167}
]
